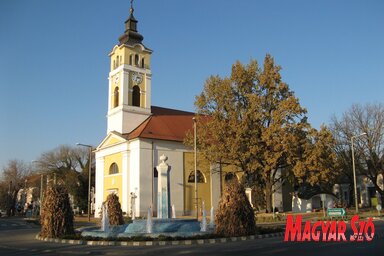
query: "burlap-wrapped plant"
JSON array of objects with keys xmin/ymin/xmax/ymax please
[
  {"xmin": 106, "ymin": 193, "xmax": 124, "ymax": 225},
  {"xmin": 40, "ymin": 185, "xmax": 74, "ymax": 238},
  {"xmin": 215, "ymin": 179, "xmax": 256, "ymax": 236}
]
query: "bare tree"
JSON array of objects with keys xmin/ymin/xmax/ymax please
[
  {"xmin": 331, "ymin": 103, "xmax": 384, "ymax": 205},
  {"xmin": 0, "ymin": 160, "xmax": 31, "ymax": 215},
  {"xmin": 34, "ymin": 145, "xmax": 94, "ymax": 212}
]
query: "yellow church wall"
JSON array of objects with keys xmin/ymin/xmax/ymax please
[
  {"xmin": 110, "ymin": 45, "xmax": 151, "ymax": 71},
  {"xmin": 183, "ymin": 152, "xmax": 211, "ymax": 214},
  {"xmin": 109, "ymin": 70, "xmax": 147, "ymax": 109},
  {"xmin": 103, "ymin": 153, "xmax": 123, "ymax": 201},
  {"xmin": 140, "ymin": 84, "xmax": 145, "ymax": 108},
  {"xmin": 104, "ymin": 137, "xmax": 123, "ymax": 147},
  {"xmin": 109, "ymin": 87, "xmax": 116, "ymax": 109},
  {"xmin": 127, "ymin": 73, "xmax": 145, "ymax": 107}
]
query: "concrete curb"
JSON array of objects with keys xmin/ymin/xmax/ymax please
[{"xmin": 35, "ymin": 232, "xmax": 285, "ymax": 246}]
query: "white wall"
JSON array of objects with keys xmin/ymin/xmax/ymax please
[
  {"xmin": 292, "ymin": 194, "xmax": 336, "ymax": 213},
  {"xmin": 210, "ymin": 163, "xmax": 221, "ymax": 213},
  {"xmin": 292, "ymin": 195, "xmax": 312, "ymax": 213},
  {"xmin": 151, "ymin": 139, "xmax": 189, "ymax": 216},
  {"xmin": 129, "ymin": 139, "xmax": 141, "ymax": 217}
]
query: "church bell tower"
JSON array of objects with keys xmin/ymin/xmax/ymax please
[{"xmin": 107, "ymin": 2, "xmax": 152, "ymax": 134}]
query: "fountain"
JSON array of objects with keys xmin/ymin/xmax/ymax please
[
  {"xmin": 81, "ymin": 155, "xmax": 212, "ymax": 239},
  {"xmin": 101, "ymin": 203, "xmax": 110, "ymax": 233}
]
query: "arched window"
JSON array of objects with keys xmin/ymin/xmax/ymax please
[
  {"xmin": 116, "ymin": 56, "xmax": 119, "ymax": 67},
  {"xmin": 135, "ymin": 54, "xmax": 139, "ymax": 66},
  {"xmin": 132, "ymin": 85, "xmax": 140, "ymax": 107},
  {"xmin": 109, "ymin": 163, "xmax": 119, "ymax": 175},
  {"xmin": 129, "ymin": 55, "xmax": 132, "ymax": 65},
  {"xmin": 113, "ymin": 87, "xmax": 119, "ymax": 108},
  {"xmin": 141, "ymin": 58, "xmax": 145, "ymax": 68},
  {"xmin": 188, "ymin": 170, "xmax": 206, "ymax": 183}
]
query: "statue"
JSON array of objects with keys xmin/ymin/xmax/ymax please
[{"xmin": 157, "ymin": 154, "xmax": 171, "ymax": 218}]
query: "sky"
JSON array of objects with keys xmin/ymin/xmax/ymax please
[{"xmin": 0, "ymin": 0, "xmax": 383, "ymax": 170}]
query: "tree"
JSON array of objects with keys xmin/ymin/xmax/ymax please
[
  {"xmin": 0, "ymin": 160, "xmax": 30, "ymax": 216},
  {"xmin": 215, "ymin": 178, "xmax": 256, "ymax": 236},
  {"xmin": 188, "ymin": 55, "xmax": 338, "ymax": 211},
  {"xmin": 34, "ymin": 145, "xmax": 94, "ymax": 212},
  {"xmin": 331, "ymin": 103, "xmax": 384, "ymax": 205}
]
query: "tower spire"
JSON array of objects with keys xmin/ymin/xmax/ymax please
[{"xmin": 118, "ymin": 0, "xmax": 144, "ymax": 45}]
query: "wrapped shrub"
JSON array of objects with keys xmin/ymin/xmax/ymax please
[
  {"xmin": 215, "ymin": 179, "xmax": 256, "ymax": 236},
  {"xmin": 40, "ymin": 185, "xmax": 74, "ymax": 238},
  {"xmin": 106, "ymin": 193, "xmax": 124, "ymax": 225}
]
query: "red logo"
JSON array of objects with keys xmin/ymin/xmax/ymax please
[{"xmin": 284, "ymin": 215, "xmax": 375, "ymax": 242}]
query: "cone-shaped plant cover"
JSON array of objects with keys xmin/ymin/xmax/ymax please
[
  {"xmin": 215, "ymin": 179, "xmax": 256, "ymax": 236},
  {"xmin": 106, "ymin": 193, "xmax": 124, "ymax": 225},
  {"xmin": 40, "ymin": 185, "xmax": 74, "ymax": 238}
]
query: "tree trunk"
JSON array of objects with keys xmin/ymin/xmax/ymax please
[
  {"xmin": 219, "ymin": 162, "xmax": 223, "ymax": 197},
  {"xmin": 349, "ymin": 185, "xmax": 354, "ymax": 208},
  {"xmin": 265, "ymin": 182, "xmax": 273, "ymax": 213}
]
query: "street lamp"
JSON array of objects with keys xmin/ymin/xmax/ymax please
[
  {"xmin": 32, "ymin": 161, "xmax": 44, "ymax": 212},
  {"xmin": 193, "ymin": 117, "xmax": 198, "ymax": 219},
  {"xmin": 351, "ymin": 132, "xmax": 367, "ymax": 214},
  {"xmin": 76, "ymin": 143, "xmax": 93, "ymax": 222}
]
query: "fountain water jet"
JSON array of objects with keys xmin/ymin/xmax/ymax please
[
  {"xmin": 101, "ymin": 203, "xmax": 110, "ymax": 233},
  {"xmin": 172, "ymin": 204, "xmax": 176, "ymax": 219},
  {"xmin": 146, "ymin": 207, "xmax": 153, "ymax": 233}
]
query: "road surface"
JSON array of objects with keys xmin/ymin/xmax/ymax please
[{"xmin": 0, "ymin": 216, "xmax": 382, "ymax": 256}]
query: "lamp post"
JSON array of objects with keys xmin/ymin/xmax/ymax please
[
  {"xmin": 76, "ymin": 143, "xmax": 93, "ymax": 222},
  {"xmin": 7, "ymin": 181, "xmax": 12, "ymax": 216},
  {"xmin": 193, "ymin": 117, "xmax": 198, "ymax": 219},
  {"xmin": 40, "ymin": 174, "xmax": 43, "ymax": 209},
  {"xmin": 24, "ymin": 179, "xmax": 28, "ymax": 207},
  {"xmin": 351, "ymin": 133, "xmax": 367, "ymax": 214},
  {"xmin": 32, "ymin": 161, "xmax": 45, "ymax": 214}
]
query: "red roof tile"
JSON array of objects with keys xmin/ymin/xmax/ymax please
[{"xmin": 126, "ymin": 106, "xmax": 195, "ymax": 142}]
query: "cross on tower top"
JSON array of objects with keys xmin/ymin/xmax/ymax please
[{"xmin": 130, "ymin": 0, "xmax": 134, "ymax": 14}]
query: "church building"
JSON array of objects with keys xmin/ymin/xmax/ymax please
[{"xmin": 94, "ymin": 5, "xmax": 226, "ymax": 217}]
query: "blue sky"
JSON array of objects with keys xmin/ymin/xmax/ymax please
[{"xmin": 0, "ymin": 0, "xmax": 383, "ymax": 169}]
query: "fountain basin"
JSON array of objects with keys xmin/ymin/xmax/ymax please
[
  {"xmin": 126, "ymin": 218, "xmax": 201, "ymax": 234},
  {"xmin": 81, "ymin": 218, "xmax": 214, "ymax": 239},
  {"xmin": 81, "ymin": 225, "xmax": 127, "ymax": 238}
]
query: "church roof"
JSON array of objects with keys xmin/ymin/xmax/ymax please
[{"xmin": 126, "ymin": 106, "xmax": 195, "ymax": 142}]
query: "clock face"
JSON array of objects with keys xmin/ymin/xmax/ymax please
[{"xmin": 132, "ymin": 72, "xmax": 143, "ymax": 84}]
